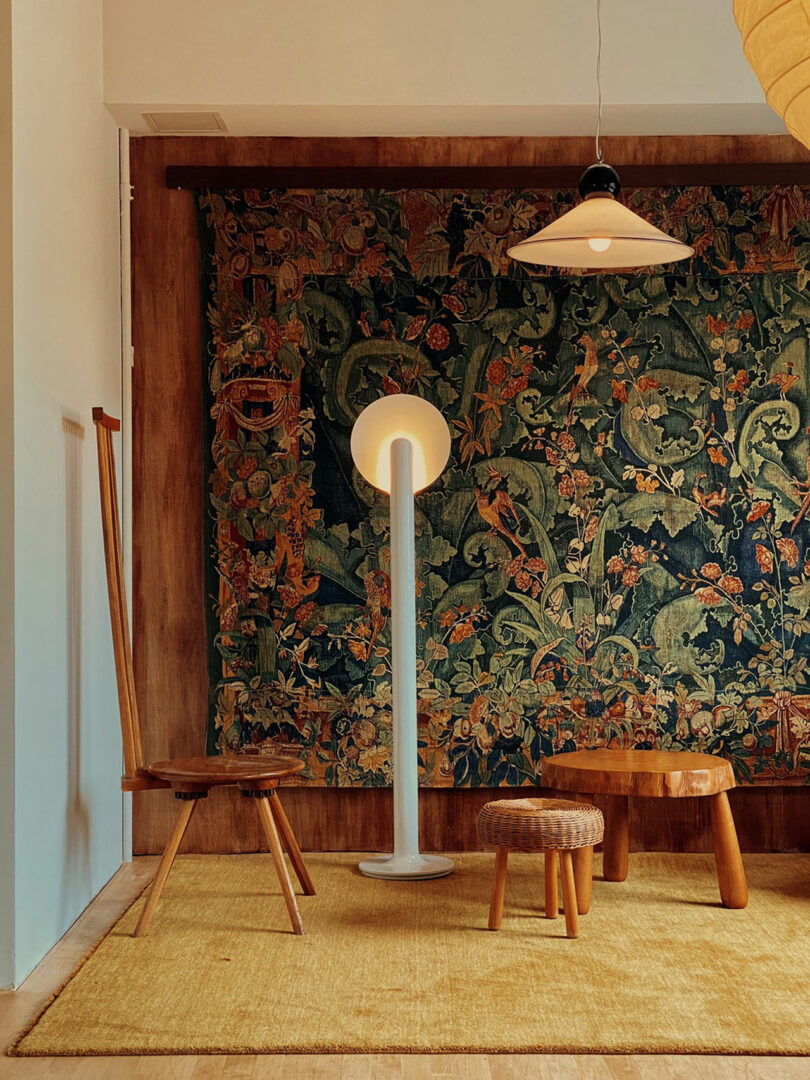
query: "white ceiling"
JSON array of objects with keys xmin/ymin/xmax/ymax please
[{"xmin": 103, "ymin": 0, "xmax": 782, "ymax": 137}]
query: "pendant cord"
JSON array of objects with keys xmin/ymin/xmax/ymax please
[{"xmin": 595, "ymin": 0, "xmax": 603, "ymax": 163}]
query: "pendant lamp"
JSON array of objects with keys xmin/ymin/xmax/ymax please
[{"xmin": 507, "ymin": 0, "xmax": 694, "ymax": 271}]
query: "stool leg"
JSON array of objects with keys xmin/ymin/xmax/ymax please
[
  {"xmin": 572, "ymin": 846, "xmax": 594, "ymax": 914},
  {"xmin": 603, "ymin": 795, "xmax": 630, "ymax": 882},
  {"xmin": 710, "ymin": 791, "xmax": 748, "ymax": 909},
  {"xmin": 559, "ymin": 851, "xmax": 579, "ymax": 939},
  {"xmin": 544, "ymin": 852, "xmax": 558, "ymax": 918},
  {"xmin": 488, "ymin": 848, "xmax": 509, "ymax": 930}
]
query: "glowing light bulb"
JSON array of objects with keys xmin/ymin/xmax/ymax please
[
  {"xmin": 587, "ymin": 236, "xmax": 612, "ymax": 253},
  {"xmin": 375, "ymin": 432, "xmax": 428, "ymax": 492}
]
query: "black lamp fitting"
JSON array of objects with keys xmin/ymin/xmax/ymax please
[{"xmin": 578, "ymin": 162, "xmax": 621, "ymax": 199}]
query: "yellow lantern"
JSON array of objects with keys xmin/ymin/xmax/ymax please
[{"xmin": 734, "ymin": 0, "xmax": 810, "ymax": 148}]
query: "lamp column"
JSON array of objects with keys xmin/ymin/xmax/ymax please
[{"xmin": 389, "ymin": 438, "xmax": 419, "ymax": 860}]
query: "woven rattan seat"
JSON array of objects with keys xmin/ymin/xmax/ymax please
[
  {"xmin": 477, "ymin": 797, "xmax": 605, "ymax": 939},
  {"xmin": 477, "ymin": 797, "xmax": 604, "ymax": 852}
]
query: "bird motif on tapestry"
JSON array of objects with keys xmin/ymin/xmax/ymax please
[{"xmin": 474, "ymin": 478, "xmax": 526, "ymax": 555}]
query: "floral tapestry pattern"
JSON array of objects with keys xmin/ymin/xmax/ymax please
[{"xmin": 197, "ymin": 184, "xmax": 810, "ymax": 786}]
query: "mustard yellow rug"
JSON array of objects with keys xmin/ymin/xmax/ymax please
[{"xmin": 10, "ymin": 852, "xmax": 810, "ymax": 1056}]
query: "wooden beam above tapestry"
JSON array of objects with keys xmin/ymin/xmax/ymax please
[{"xmin": 166, "ymin": 163, "xmax": 810, "ymax": 190}]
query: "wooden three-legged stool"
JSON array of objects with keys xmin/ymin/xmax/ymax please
[{"xmin": 542, "ymin": 749, "xmax": 748, "ymax": 909}]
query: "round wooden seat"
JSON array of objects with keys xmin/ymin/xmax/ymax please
[
  {"xmin": 147, "ymin": 755, "xmax": 305, "ymax": 792},
  {"xmin": 477, "ymin": 797, "xmax": 604, "ymax": 852},
  {"xmin": 477, "ymin": 798, "xmax": 605, "ymax": 939}
]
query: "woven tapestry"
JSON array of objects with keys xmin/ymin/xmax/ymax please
[{"xmin": 197, "ymin": 184, "xmax": 810, "ymax": 786}]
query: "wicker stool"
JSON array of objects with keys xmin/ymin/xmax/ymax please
[{"xmin": 477, "ymin": 798, "xmax": 604, "ymax": 938}]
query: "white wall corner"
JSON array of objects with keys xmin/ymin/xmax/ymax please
[
  {"xmin": 10, "ymin": 0, "xmax": 123, "ymax": 985},
  {"xmin": 0, "ymin": 0, "xmax": 14, "ymax": 992}
]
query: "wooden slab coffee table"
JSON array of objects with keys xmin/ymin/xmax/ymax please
[{"xmin": 542, "ymin": 749, "xmax": 748, "ymax": 909}]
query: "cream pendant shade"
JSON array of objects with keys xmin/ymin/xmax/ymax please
[
  {"xmin": 734, "ymin": 0, "xmax": 810, "ymax": 151},
  {"xmin": 507, "ymin": 193, "xmax": 694, "ymax": 270}
]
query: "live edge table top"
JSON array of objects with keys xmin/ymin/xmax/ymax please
[{"xmin": 542, "ymin": 749, "xmax": 735, "ymax": 799}]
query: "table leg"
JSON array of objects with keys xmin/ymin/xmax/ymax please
[
  {"xmin": 572, "ymin": 846, "xmax": 594, "ymax": 913},
  {"xmin": 710, "ymin": 791, "xmax": 748, "ymax": 909},
  {"xmin": 603, "ymin": 795, "xmax": 629, "ymax": 882}
]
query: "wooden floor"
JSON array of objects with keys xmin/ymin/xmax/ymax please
[{"xmin": 0, "ymin": 859, "xmax": 806, "ymax": 1079}]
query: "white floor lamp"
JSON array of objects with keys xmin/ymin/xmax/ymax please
[{"xmin": 351, "ymin": 395, "xmax": 454, "ymax": 880}]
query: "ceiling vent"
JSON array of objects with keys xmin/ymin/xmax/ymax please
[{"xmin": 143, "ymin": 111, "xmax": 228, "ymax": 134}]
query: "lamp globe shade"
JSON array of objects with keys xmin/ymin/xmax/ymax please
[{"xmin": 350, "ymin": 395, "xmax": 451, "ymax": 494}]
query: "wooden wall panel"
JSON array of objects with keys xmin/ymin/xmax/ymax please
[
  {"xmin": 131, "ymin": 785, "xmax": 809, "ymax": 855},
  {"xmin": 131, "ymin": 134, "xmax": 810, "ymax": 855}
]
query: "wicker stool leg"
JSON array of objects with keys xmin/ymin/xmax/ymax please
[
  {"xmin": 572, "ymin": 845, "xmax": 594, "ymax": 914},
  {"xmin": 559, "ymin": 851, "xmax": 580, "ymax": 938},
  {"xmin": 488, "ymin": 848, "xmax": 509, "ymax": 930},
  {"xmin": 544, "ymin": 851, "xmax": 558, "ymax": 918}
]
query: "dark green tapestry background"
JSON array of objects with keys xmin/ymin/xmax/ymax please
[{"xmin": 197, "ymin": 184, "xmax": 810, "ymax": 786}]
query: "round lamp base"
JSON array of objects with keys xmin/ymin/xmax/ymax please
[{"xmin": 358, "ymin": 853, "xmax": 454, "ymax": 880}]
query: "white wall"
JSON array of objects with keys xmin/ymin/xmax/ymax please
[
  {"xmin": 0, "ymin": 0, "xmax": 14, "ymax": 992},
  {"xmin": 102, "ymin": 0, "xmax": 781, "ymax": 135},
  {"xmin": 10, "ymin": 0, "xmax": 122, "ymax": 985}
]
